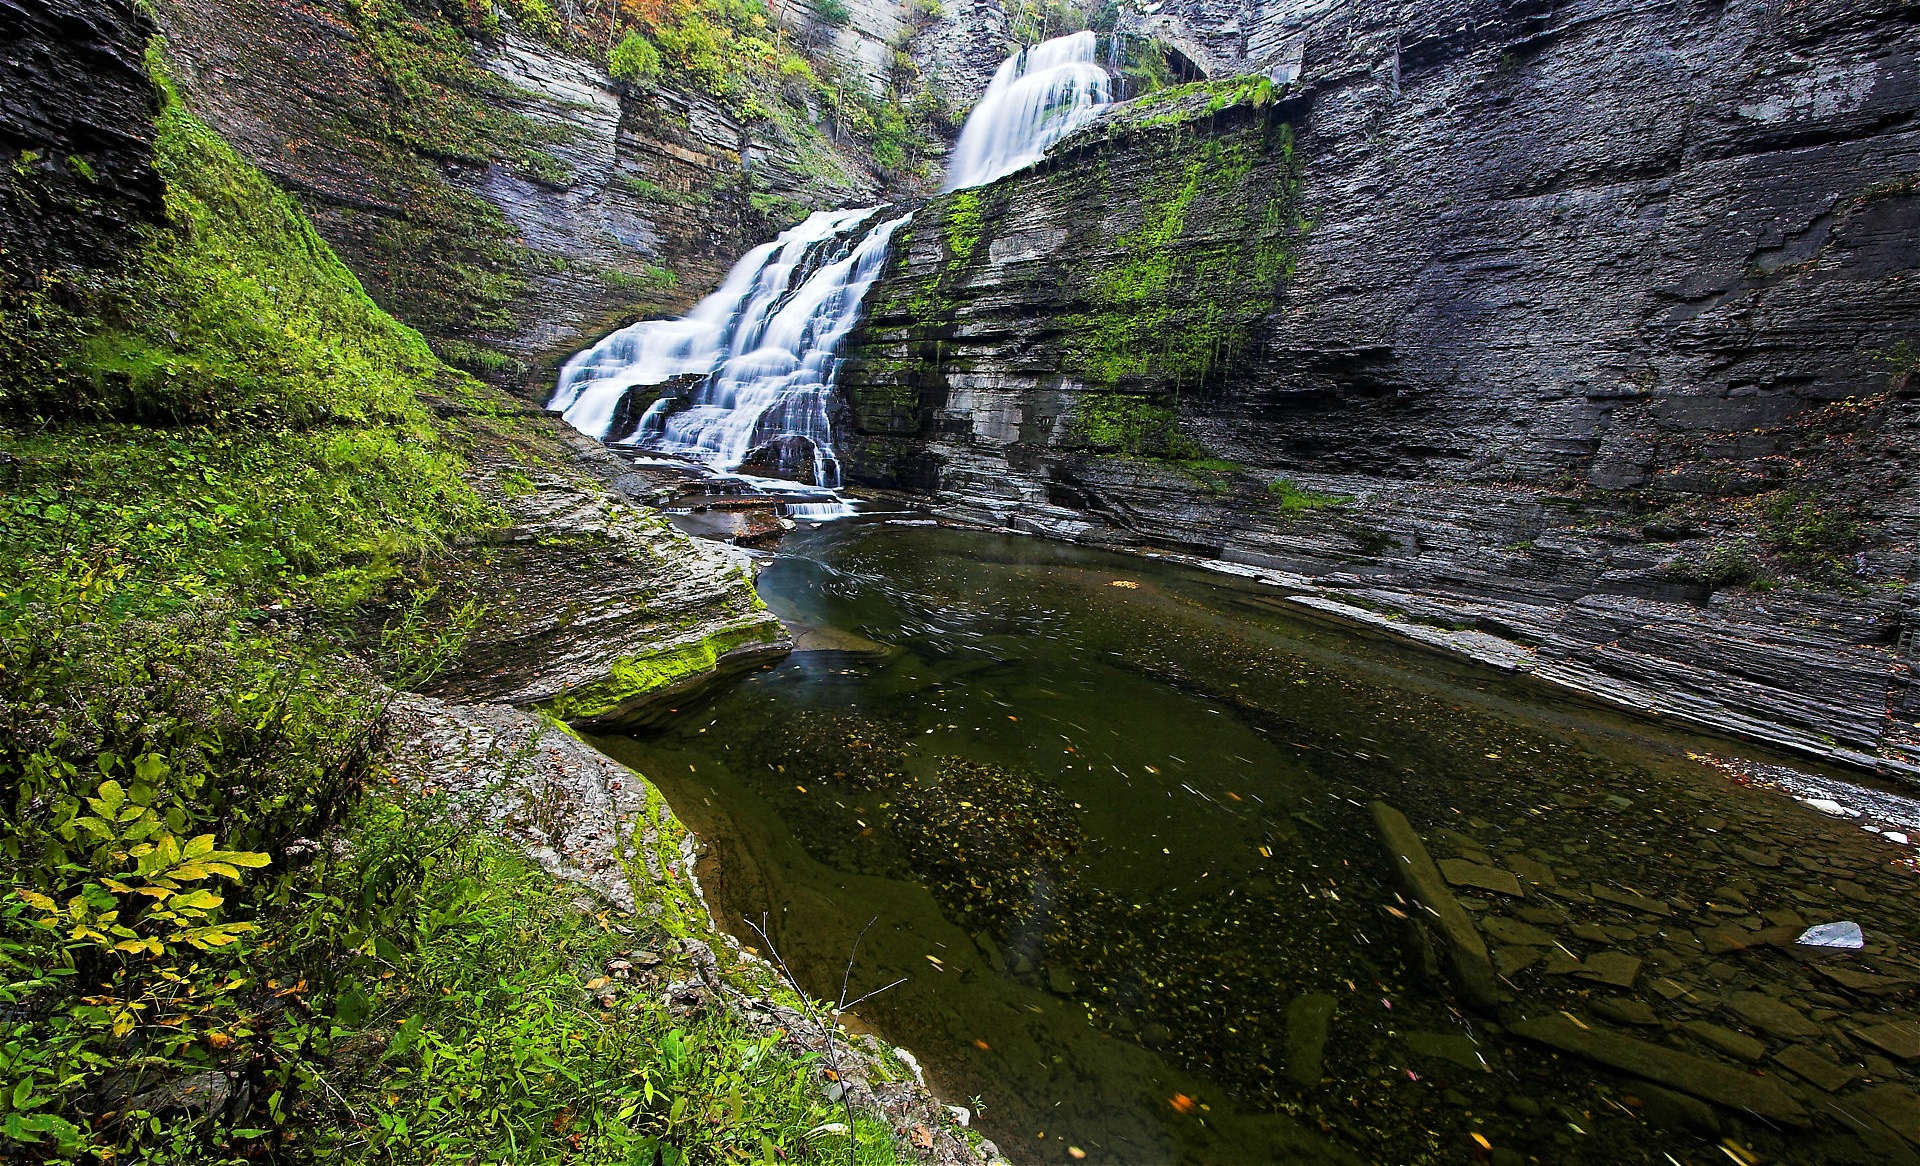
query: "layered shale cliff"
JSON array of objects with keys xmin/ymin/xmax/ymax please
[
  {"xmin": 841, "ymin": 0, "xmax": 1920, "ymax": 776},
  {"xmin": 147, "ymin": 0, "xmax": 896, "ymax": 384}
]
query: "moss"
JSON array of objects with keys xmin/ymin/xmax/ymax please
[
  {"xmin": 540, "ymin": 616, "xmax": 786, "ymax": 723},
  {"xmin": 1061, "ymin": 124, "xmax": 1304, "ymax": 390},
  {"xmin": 1268, "ymin": 476, "xmax": 1347, "ymax": 515},
  {"xmin": 1, "ymin": 57, "xmax": 500, "ymax": 609}
]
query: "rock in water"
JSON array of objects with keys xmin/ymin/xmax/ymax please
[
  {"xmin": 1797, "ymin": 920, "xmax": 1865, "ymax": 949},
  {"xmin": 1370, "ymin": 801, "xmax": 1500, "ymax": 1010},
  {"xmin": 1510, "ymin": 1014, "xmax": 1808, "ymax": 1127},
  {"xmin": 1285, "ymin": 993, "xmax": 1337, "ymax": 1088}
]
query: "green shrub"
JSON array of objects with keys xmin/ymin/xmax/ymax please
[
  {"xmin": 816, "ymin": 0, "xmax": 853, "ymax": 25},
  {"xmin": 609, "ymin": 30, "xmax": 664, "ymax": 87}
]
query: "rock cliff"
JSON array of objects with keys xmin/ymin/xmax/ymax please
[
  {"xmin": 840, "ymin": 0, "xmax": 1920, "ymax": 777},
  {"xmin": 148, "ymin": 0, "xmax": 894, "ymax": 384},
  {"xmin": 0, "ymin": 0, "xmax": 163, "ymax": 287}
]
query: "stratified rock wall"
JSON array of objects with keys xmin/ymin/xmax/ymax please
[
  {"xmin": 0, "ymin": 0, "xmax": 163, "ymax": 286},
  {"xmin": 148, "ymin": 0, "xmax": 888, "ymax": 386},
  {"xmin": 841, "ymin": 0, "xmax": 1920, "ymax": 776}
]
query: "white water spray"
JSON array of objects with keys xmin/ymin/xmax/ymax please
[{"xmin": 549, "ymin": 34, "xmax": 1112, "ymax": 491}]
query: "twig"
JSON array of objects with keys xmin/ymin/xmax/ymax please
[{"xmin": 746, "ymin": 912, "xmax": 907, "ymax": 1166}]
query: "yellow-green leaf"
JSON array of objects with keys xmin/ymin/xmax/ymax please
[
  {"xmin": 14, "ymin": 889, "xmax": 55, "ymax": 912},
  {"xmin": 170, "ymin": 890, "xmax": 223, "ymax": 911},
  {"xmin": 209, "ymin": 850, "xmax": 271, "ymax": 869},
  {"xmin": 183, "ymin": 834, "xmax": 216, "ymax": 860}
]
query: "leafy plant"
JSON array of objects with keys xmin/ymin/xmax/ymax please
[{"xmin": 610, "ymin": 30, "xmax": 665, "ymax": 86}]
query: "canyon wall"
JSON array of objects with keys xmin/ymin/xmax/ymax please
[
  {"xmin": 841, "ymin": 0, "xmax": 1920, "ymax": 776},
  {"xmin": 147, "ymin": 0, "xmax": 900, "ymax": 384},
  {"xmin": 0, "ymin": 0, "xmax": 163, "ymax": 287}
]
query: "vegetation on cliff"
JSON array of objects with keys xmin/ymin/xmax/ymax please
[{"xmin": 0, "ymin": 50, "xmax": 895, "ymax": 1164}]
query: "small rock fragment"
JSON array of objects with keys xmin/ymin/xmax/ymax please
[{"xmin": 1405, "ymin": 1030, "xmax": 1488, "ymax": 1071}]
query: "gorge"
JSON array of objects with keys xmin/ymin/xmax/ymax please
[{"xmin": 3, "ymin": 0, "xmax": 1919, "ymax": 1164}]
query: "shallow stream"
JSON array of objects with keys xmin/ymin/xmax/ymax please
[{"xmin": 592, "ymin": 519, "xmax": 1920, "ymax": 1166}]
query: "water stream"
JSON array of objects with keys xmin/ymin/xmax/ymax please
[
  {"xmin": 549, "ymin": 33, "xmax": 1112, "ymax": 491},
  {"xmin": 594, "ymin": 519, "xmax": 1920, "ymax": 1166}
]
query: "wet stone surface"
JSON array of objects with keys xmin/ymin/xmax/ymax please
[{"xmin": 595, "ymin": 521, "xmax": 1920, "ymax": 1166}]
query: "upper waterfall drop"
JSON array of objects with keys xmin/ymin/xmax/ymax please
[
  {"xmin": 942, "ymin": 31, "xmax": 1112, "ymax": 192},
  {"xmin": 549, "ymin": 33, "xmax": 1112, "ymax": 488}
]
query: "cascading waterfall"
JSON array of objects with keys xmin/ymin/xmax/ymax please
[
  {"xmin": 549, "ymin": 32, "xmax": 1112, "ymax": 497},
  {"xmin": 942, "ymin": 31, "xmax": 1112, "ymax": 191}
]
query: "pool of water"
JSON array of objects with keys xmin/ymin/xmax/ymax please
[{"xmin": 591, "ymin": 519, "xmax": 1920, "ymax": 1166}]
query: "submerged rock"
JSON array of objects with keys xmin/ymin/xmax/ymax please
[
  {"xmin": 1510, "ymin": 1013, "xmax": 1808, "ymax": 1127},
  {"xmin": 1370, "ymin": 801, "xmax": 1500, "ymax": 1010},
  {"xmin": 1284, "ymin": 993, "xmax": 1337, "ymax": 1088}
]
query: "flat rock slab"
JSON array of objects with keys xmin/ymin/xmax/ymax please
[
  {"xmin": 1576, "ymin": 951, "xmax": 1643, "ymax": 989},
  {"xmin": 1820, "ymin": 967, "xmax": 1918, "ymax": 996},
  {"xmin": 1853, "ymin": 1084, "xmax": 1920, "ymax": 1146},
  {"xmin": 1726, "ymin": 991, "xmax": 1820, "ymax": 1040},
  {"xmin": 1495, "ymin": 946, "xmax": 1542, "ymax": 977},
  {"xmin": 1684, "ymin": 1020, "xmax": 1766, "ymax": 1062},
  {"xmin": 1506, "ymin": 854, "xmax": 1559, "ymax": 887},
  {"xmin": 1511, "ymin": 1014, "xmax": 1808, "ymax": 1127},
  {"xmin": 1590, "ymin": 883, "xmax": 1673, "ymax": 917},
  {"xmin": 1482, "ymin": 916, "xmax": 1556, "ymax": 947},
  {"xmin": 1371, "ymin": 801, "xmax": 1500, "ymax": 1010},
  {"xmin": 1856, "ymin": 1021, "xmax": 1920, "ymax": 1062},
  {"xmin": 1773, "ymin": 1044, "xmax": 1859, "ymax": 1092},
  {"xmin": 1593, "ymin": 998, "xmax": 1659, "ymax": 1027},
  {"xmin": 1439, "ymin": 858, "xmax": 1525, "ymax": 898},
  {"xmin": 1404, "ymin": 1031, "xmax": 1489, "ymax": 1071}
]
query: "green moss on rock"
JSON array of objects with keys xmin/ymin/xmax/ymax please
[{"xmin": 540, "ymin": 615, "xmax": 787, "ymax": 724}]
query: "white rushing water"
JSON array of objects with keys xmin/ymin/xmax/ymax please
[
  {"xmin": 942, "ymin": 30, "xmax": 1112, "ymax": 191},
  {"xmin": 549, "ymin": 33, "xmax": 1112, "ymax": 491}
]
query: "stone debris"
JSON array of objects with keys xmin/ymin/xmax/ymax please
[{"xmin": 1510, "ymin": 1014, "xmax": 1808, "ymax": 1127}]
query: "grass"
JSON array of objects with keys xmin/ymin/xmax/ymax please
[{"xmin": 0, "ymin": 46, "xmax": 903, "ymax": 1166}]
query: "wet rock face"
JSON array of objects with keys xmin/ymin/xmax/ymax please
[
  {"xmin": 0, "ymin": 0, "xmax": 164, "ymax": 287},
  {"xmin": 840, "ymin": 0, "xmax": 1920, "ymax": 776},
  {"xmin": 147, "ymin": 0, "xmax": 885, "ymax": 385}
]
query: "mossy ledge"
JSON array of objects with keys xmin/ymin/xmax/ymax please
[{"xmin": 538, "ymin": 613, "xmax": 792, "ymax": 728}]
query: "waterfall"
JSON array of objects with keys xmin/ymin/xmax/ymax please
[
  {"xmin": 549, "ymin": 33, "xmax": 1112, "ymax": 491},
  {"xmin": 942, "ymin": 30, "xmax": 1112, "ymax": 191},
  {"xmin": 550, "ymin": 207, "xmax": 905, "ymax": 487}
]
